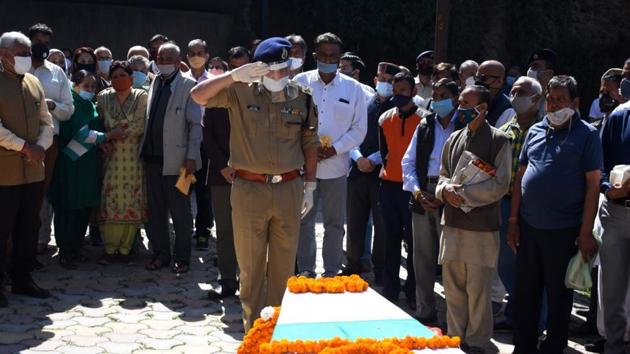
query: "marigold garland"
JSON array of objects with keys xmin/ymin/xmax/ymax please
[
  {"xmin": 237, "ymin": 307, "xmax": 462, "ymax": 354},
  {"xmin": 287, "ymin": 275, "xmax": 369, "ymax": 294}
]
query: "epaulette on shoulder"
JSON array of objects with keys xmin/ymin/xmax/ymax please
[{"xmin": 289, "ymin": 80, "xmax": 312, "ymax": 96}]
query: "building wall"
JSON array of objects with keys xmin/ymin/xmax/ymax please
[{"xmin": 2, "ymin": 0, "xmax": 253, "ymax": 60}]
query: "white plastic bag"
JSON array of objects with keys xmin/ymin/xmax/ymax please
[{"xmin": 565, "ymin": 252, "xmax": 592, "ymax": 290}]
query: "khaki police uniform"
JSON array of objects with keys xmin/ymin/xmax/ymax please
[{"xmin": 206, "ymin": 80, "xmax": 319, "ymax": 331}]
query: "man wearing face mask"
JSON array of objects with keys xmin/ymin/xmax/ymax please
[
  {"xmin": 509, "ymin": 76, "xmax": 601, "ymax": 354},
  {"xmin": 435, "ymin": 85, "xmax": 512, "ymax": 353},
  {"xmin": 495, "ymin": 76, "xmax": 544, "ymax": 330},
  {"xmin": 402, "ymin": 78, "xmax": 459, "ymax": 324},
  {"xmin": 26, "ymin": 23, "xmax": 75, "ymax": 255},
  {"xmin": 459, "ymin": 59, "xmax": 479, "ymax": 91},
  {"xmin": 191, "ymin": 37, "xmax": 320, "ymax": 330},
  {"xmin": 378, "ymin": 72, "xmax": 422, "ymax": 310},
  {"xmin": 95, "ymin": 46, "xmax": 113, "ymax": 82},
  {"xmin": 286, "ymin": 34, "xmax": 307, "ymax": 78},
  {"xmin": 140, "ymin": 42, "xmax": 202, "ymax": 275},
  {"xmin": 415, "ymin": 50, "xmax": 434, "ymax": 100},
  {"xmin": 343, "ymin": 62, "xmax": 397, "ymax": 280},
  {"xmin": 340, "ymin": 51, "xmax": 375, "ymax": 102},
  {"xmin": 184, "ymin": 39, "xmax": 215, "ymax": 251},
  {"xmin": 0, "ymin": 31, "xmax": 54, "ymax": 306},
  {"xmin": 526, "ymin": 49, "xmax": 557, "ymax": 115},
  {"xmin": 592, "ymin": 68, "xmax": 626, "ymax": 138},
  {"xmin": 474, "ymin": 60, "xmax": 515, "ymax": 129},
  {"xmin": 294, "ymin": 32, "xmax": 368, "ymax": 279}
]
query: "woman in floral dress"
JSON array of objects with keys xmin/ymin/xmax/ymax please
[{"xmin": 97, "ymin": 61, "xmax": 148, "ymax": 263}]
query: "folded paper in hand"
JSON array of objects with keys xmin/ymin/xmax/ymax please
[
  {"xmin": 175, "ymin": 168, "xmax": 196, "ymax": 195},
  {"xmin": 451, "ymin": 151, "xmax": 496, "ymax": 213}
]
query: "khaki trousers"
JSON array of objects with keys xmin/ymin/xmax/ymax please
[
  {"xmin": 443, "ymin": 260, "xmax": 494, "ymax": 348},
  {"xmin": 231, "ymin": 177, "xmax": 303, "ymax": 331}
]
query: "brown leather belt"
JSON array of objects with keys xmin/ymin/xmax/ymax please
[
  {"xmin": 612, "ymin": 198, "xmax": 630, "ymax": 208},
  {"xmin": 236, "ymin": 169, "xmax": 301, "ymax": 184}
]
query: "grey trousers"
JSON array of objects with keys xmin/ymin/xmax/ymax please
[
  {"xmin": 144, "ymin": 163, "xmax": 193, "ymax": 265},
  {"xmin": 600, "ymin": 199, "xmax": 630, "ymax": 354},
  {"xmin": 411, "ymin": 182, "xmax": 442, "ymax": 318},
  {"xmin": 298, "ymin": 176, "xmax": 347, "ymax": 274},
  {"xmin": 210, "ymin": 184, "xmax": 238, "ymax": 287}
]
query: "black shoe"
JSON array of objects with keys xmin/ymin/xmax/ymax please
[
  {"xmin": 59, "ymin": 256, "xmax": 78, "ymax": 270},
  {"xmin": 340, "ymin": 266, "xmax": 360, "ymax": 276},
  {"xmin": 208, "ymin": 285, "xmax": 237, "ymax": 300},
  {"xmin": 12, "ymin": 279, "xmax": 50, "ymax": 299},
  {"xmin": 195, "ymin": 235, "xmax": 209, "ymax": 250},
  {"xmin": 584, "ymin": 337, "xmax": 605, "ymax": 353},
  {"xmin": 0, "ymin": 291, "xmax": 7, "ymax": 308}
]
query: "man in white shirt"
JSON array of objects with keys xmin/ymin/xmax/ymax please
[
  {"xmin": 415, "ymin": 50, "xmax": 434, "ymax": 100},
  {"xmin": 27, "ymin": 23, "xmax": 74, "ymax": 255},
  {"xmin": 295, "ymin": 32, "xmax": 367, "ymax": 278}
]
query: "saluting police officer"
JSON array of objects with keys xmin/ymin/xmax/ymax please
[{"xmin": 191, "ymin": 37, "xmax": 320, "ymax": 331}]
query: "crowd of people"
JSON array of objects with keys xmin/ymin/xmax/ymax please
[{"xmin": 0, "ymin": 22, "xmax": 629, "ymax": 354}]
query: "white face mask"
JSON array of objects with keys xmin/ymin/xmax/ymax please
[
  {"xmin": 262, "ymin": 75, "xmax": 289, "ymax": 92},
  {"xmin": 97, "ymin": 59, "xmax": 113, "ymax": 75},
  {"xmin": 157, "ymin": 64, "xmax": 176, "ymax": 76},
  {"xmin": 290, "ymin": 57, "xmax": 303, "ymax": 71},
  {"xmin": 13, "ymin": 55, "xmax": 32, "ymax": 75},
  {"xmin": 527, "ymin": 68, "xmax": 539, "ymax": 81},
  {"xmin": 465, "ymin": 76, "xmax": 475, "ymax": 87},
  {"xmin": 547, "ymin": 107, "xmax": 574, "ymax": 126}
]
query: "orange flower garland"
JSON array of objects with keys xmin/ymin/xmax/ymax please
[
  {"xmin": 287, "ymin": 275, "xmax": 369, "ymax": 294},
  {"xmin": 237, "ymin": 306, "xmax": 280, "ymax": 354},
  {"xmin": 237, "ymin": 306, "xmax": 462, "ymax": 353}
]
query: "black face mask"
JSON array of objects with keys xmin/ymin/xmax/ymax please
[
  {"xmin": 74, "ymin": 63, "xmax": 96, "ymax": 74},
  {"xmin": 31, "ymin": 43, "xmax": 49, "ymax": 61},
  {"xmin": 474, "ymin": 78, "xmax": 489, "ymax": 89},
  {"xmin": 598, "ymin": 93, "xmax": 618, "ymax": 114}
]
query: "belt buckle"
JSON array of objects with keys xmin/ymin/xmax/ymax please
[{"xmin": 266, "ymin": 174, "xmax": 283, "ymax": 184}]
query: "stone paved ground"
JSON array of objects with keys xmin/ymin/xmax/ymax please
[{"xmin": 0, "ymin": 219, "xmax": 595, "ymax": 353}]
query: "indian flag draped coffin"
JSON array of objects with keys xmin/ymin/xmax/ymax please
[{"xmin": 272, "ymin": 287, "xmax": 465, "ymax": 353}]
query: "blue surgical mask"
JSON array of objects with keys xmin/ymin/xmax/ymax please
[
  {"xmin": 317, "ymin": 60, "xmax": 338, "ymax": 74},
  {"xmin": 375, "ymin": 81, "xmax": 393, "ymax": 98},
  {"xmin": 78, "ymin": 90, "xmax": 95, "ymax": 101},
  {"xmin": 132, "ymin": 70, "xmax": 148, "ymax": 88},
  {"xmin": 620, "ymin": 78, "xmax": 630, "ymax": 100},
  {"xmin": 431, "ymin": 98, "xmax": 455, "ymax": 118},
  {"xmin": 457, "ymin": 106, "xmax": 480, "ymax": 124},
  {"xmin": 390, "ymin": 94, "xmax": 413, "ymax": 109}
]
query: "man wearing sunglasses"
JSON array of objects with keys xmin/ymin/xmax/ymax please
[{"xmin": 475, "ymin": 60, "xmax": 515, "ymax": 129}]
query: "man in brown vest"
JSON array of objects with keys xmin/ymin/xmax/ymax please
[
  {"xmin": 0, "ymin": 31, "xmax": 54, "ymax": 307},
  {"xmin": 435, "ymin": 85, "xmax": 512, "ymax": 353}
]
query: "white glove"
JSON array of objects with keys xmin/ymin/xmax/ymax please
[
  {"xmin": 301, "ymin": 181, "xmax": 317, "ymax": 219},
  {"xmin": 230, "ymin": 62, "xmax": 270, "ymax": 83}
]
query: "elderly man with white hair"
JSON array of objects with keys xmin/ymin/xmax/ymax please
[
  {"xmin": 139, "ymin": 42, "xmax": 202, "ymax": 274},
  {"xmin": 494, "ymin": 76, "xmax": 544, "ymax": 330},
  {"xmin": 128, "ymin": 54, "xmax": 152, "ymax": 90},
  {"xmin": 459, "ymin": 59, "xmax": 479, "ymax": 89},
  {"xmin": 127, "ymin": 45, "xmax": 150, "ymax": 60},
  {"xmin": 0, "ymin": 31, "xmax": 54, "ymax": 306}
]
